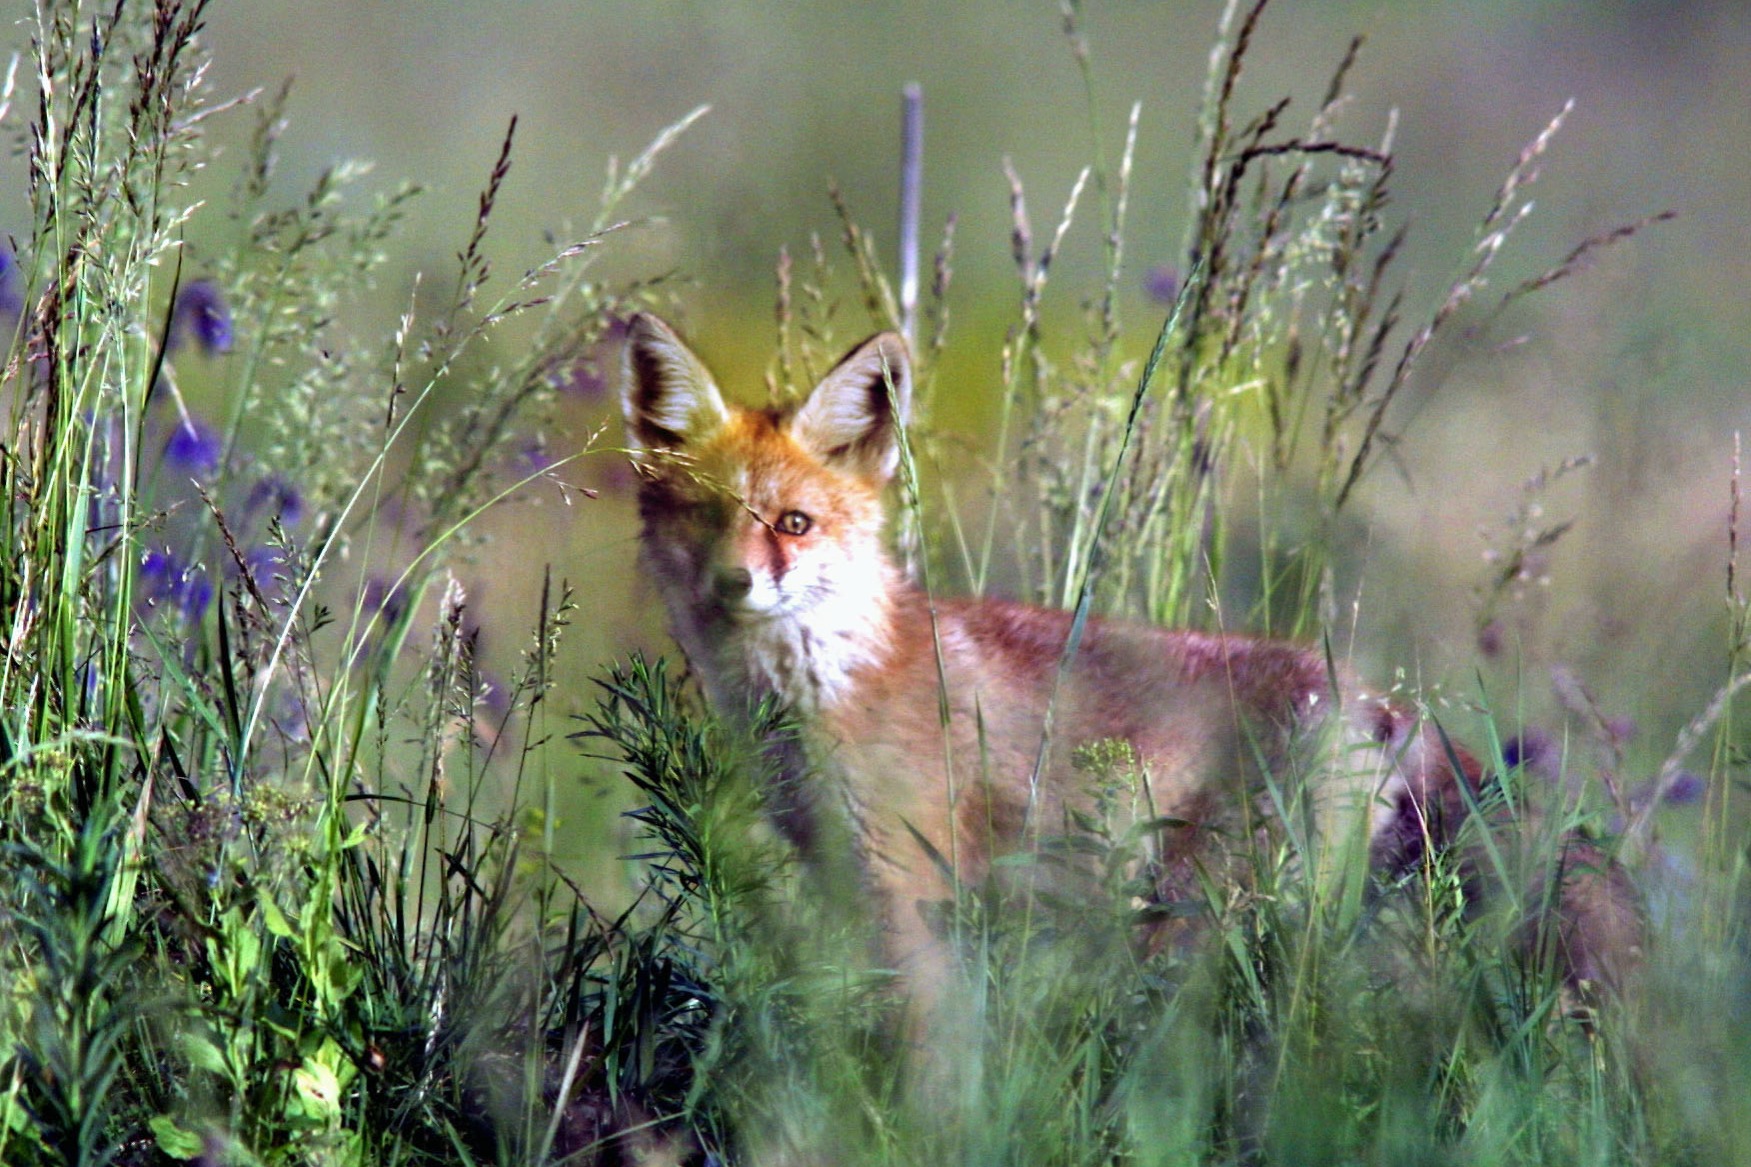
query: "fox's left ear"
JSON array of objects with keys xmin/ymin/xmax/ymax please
[
  {"xmin": 621, "ymin": 313, "xmax": 731, "ymax": 454},
  {"xmin": 791, "ymin": 332, "xmax": 910, "ymax": 482}
]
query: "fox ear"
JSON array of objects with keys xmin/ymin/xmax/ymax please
[
  {"xmin": 621, "ymin": 313, "xmax": 731, "ymax": 452},
  {"xmin": 791, "ymin": 332, "xmax": 910, "ymax": 482}
]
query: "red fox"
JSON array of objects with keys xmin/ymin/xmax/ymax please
[{"xmin": 620, "ymin": 312, "xmax": 1639, "ymax": 1003}]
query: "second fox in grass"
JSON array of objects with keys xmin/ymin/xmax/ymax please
[{"xmin": 620, "ymin": 312, "xmax": 1638, "ymax": 1000}]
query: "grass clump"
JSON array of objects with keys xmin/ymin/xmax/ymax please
[{"xmin": 0, "ymin": 2, "xmax": 698, "ymax": 1162}]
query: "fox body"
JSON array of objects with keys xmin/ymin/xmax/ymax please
[{"xmin": 620, "ymin": 313, "xmax": 1637, "ymax": 995}]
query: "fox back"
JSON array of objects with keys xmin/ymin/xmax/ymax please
[{"xmin": 620, "ymin": 313, "xmax": 1640, "ymax": 996}]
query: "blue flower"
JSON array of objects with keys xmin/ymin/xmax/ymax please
[
  {"xmin": 517, "ymin": 437, "xmax": 558, "ymax": 473},
  {"xmin": 552, "ymin": 317, "xmax": 629, "ymax": 397},
  {"xmin": 240, "ymin": 545, "xmax": 292, "ymax": 598},
  {"xmin": 243, "ymin": 544, "xmax": 281, "ymax": 574},
  {"xmin": 1661, "ymin": 771, "xmax": 1706, "ymax": 806},
  {"xmin": 179, "ymin": 571, "xmax": 214, "ymax": 623},
  {"xmin": 244, "ymin": 475, "xmax": 305, "ymax": 529},
  {"xmin": 139, "ymin": 546, "xmax": 213, "ymax": 623},
  {"xmin": 164, "ymin": 416, "xmax": 222, "ymax": 475},
  {"xmin": 1500, "ymin": 729, "xmax": 1561, "ymax": 784},
  {"xmin": 1143, "ymin": 264, "xmax": 1180, "ymax": 304},
  {"xmin": 139, "ymin": 547, "xmax": 176, "ymax": 587},
  {"xmin": 361, "ymin": 577, "xmax": 409, "ymax": 628},
  {"xmin": 0, "ymin": 247, "xmax": 21, "ymax": 319},
  {"xmin": 554, "ymin": 356, "xmax": 607, "ymax": 398},
  {"xmin": 168, "ymin": 279, "xmax": 234, "ymax": 355}
]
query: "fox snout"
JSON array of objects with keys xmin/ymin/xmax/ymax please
[
  {"xmin": 713, "ymin": 565, "xmax": 754, "ymax": 603},
  {"xmin": 704, "ymin": 519, "xmax": 786, "ymax": 613}
]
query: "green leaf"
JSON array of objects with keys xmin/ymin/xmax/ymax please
[
  {"xmin": 259, "ymin": 893, "xmax": 296, "ymax": 940},
  {"xmin": 149, "ymin": 1115, "xmax": 204, "ymax": 1160},
  {"xmin": 180, "ymin": 1031, "xmax": 232, "ymax": 1076},
  {"xmin": 291, "ymin": 1057, "xmax": 343, "ymax": 1123}
]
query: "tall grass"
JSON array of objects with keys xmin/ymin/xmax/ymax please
[
  {"xmin": 591, "ymin": 3, "xmax": 1742, "ymax": 1166},
  {"xmin": 0, "ymin": 1, "xmax": 1741, "ymax": 1166},
  {"xmin": 0, "ymin": 2, "xmax": 699, "ymax": 1162}
]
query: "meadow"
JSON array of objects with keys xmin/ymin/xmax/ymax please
[{"xmin": 0, "ymin": 1, "xmax": 1746, "ymax": 1164}]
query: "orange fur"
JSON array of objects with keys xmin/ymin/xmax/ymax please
[{"xmin": 620, "ymin": 313, "xmax": 1637, "ymax": 999}]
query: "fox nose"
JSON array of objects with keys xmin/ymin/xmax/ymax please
[{"xmin": 714, "ymin": 567, "xmax": 753, "ymax": 602}]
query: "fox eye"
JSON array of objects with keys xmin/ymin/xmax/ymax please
[{"xmin": 775, "ymin": 510, "xmax": 812, "ymax": 536}]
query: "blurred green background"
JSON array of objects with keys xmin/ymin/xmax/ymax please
[{"xmin": 115, "ymin": 0, "xmax": 1751, "ymax": 882}]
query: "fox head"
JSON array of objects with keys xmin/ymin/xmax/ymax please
[{"xmin": 621, "ymin": 313, "xmax": 911, "ymax": 708}]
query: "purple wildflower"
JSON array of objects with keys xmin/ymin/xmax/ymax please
[
  {"xmin": 1143, "ymin": 264, "xmax": 1180, "ymax": 304},
  {"xmin": 139, "ymin": 546, "xmax": 213, "ymax": 623},
  {"xmin": 0, "ymin": 247, "xmax": 21, "ymax": 319},
  {"xmin": 139, "ymin": 548, "xmax": 176, "ymax": 591},
  {"xmin": 518, "ymin": 437, "xmax": 557, "ymax": 472},
  {"xmin": 361, "ymin": 577, "xmax": 409, "ymax": 627},
  {"xmin": 164, "ymin": 416, "xmax": 222, "ymax": 475},
  {"xmin": 168, "ymin": 279, "xmax": 234, "ymax": 355},
  {"xmin": 549, "ymin": 351, "xmax": 609, "ymax": 398},
  {"xmin": 553, "ymin": 317, "xmax": 630, "ymax": 397},
  {"xmin": 1661, "ymin": 770, "xmax": 1706, "ymax": 806},
  {"xmin": 244, "ymin": 475, "xmax": 305, "ymax": 529},
  {"xmin": 477, "ymin": 669, "xmax": 511, "ymax": 721},
  {"xmin": 1619, "ymin": 771, "xmax": 1710, "ymax": 838},
  {"xmin": 241, "ymin": 545, "xmax": 294, "ymax": 601},
  {"xmin": 179, "ymin": 572, "xmax": 214, "ymax": 623},
  {"xmin": 1501, "ymin": 729, "xmax": 1562, "ymax": 784}
]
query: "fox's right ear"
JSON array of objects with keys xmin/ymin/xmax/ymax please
[
  {"xmin": 621, "ymin": 313, "xmax": 731, "ymax": 452},
  {"xmin": 790, "ymin": 331, "xmax": 910, "ymax": 483}
]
